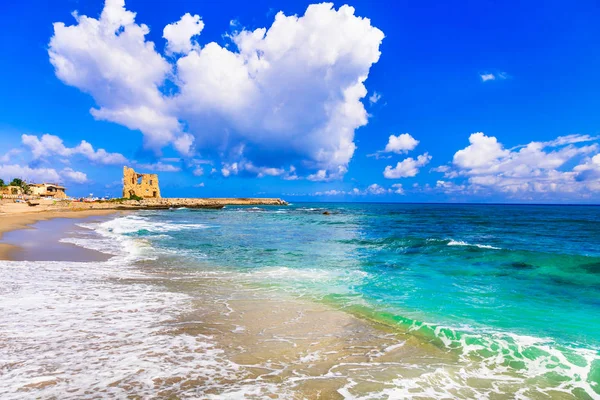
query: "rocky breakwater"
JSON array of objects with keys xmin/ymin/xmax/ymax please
[
  {"xmin": 128, "ymin": 198, "xmax": 288, "ymax": 209},
  {"xmin": 70, "ymin": 198, "xmax": 288, "ymax": 211}
]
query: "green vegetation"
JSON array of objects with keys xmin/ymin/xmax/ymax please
[
  {"xmin": 0, "ymin": 179, "xmax": 4, "ymax": 187},
  {"xmin": 7, "ymin": 178, "xmax": 31, "ymax": 194},
  {"xmin": 97, "ymin": 195, "xmax": 143, "ymax": 203}
]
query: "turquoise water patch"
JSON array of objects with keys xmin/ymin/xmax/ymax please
[{"xmin": 118, "ymin": 204, "xmax": 600, "ymax": 396}]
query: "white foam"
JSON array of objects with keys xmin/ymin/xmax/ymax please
[
  {"xmin": 0, "ymin": 258, "xmax": 251, "ymax": 399},
  {"xmin": 66, "ymin": 214, "xmax": 211, "ymax": 261},
  {"xmin": 447, "ymin": 239, "xmax": 501, "ymax": 250}
]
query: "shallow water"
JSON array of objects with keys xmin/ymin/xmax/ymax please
[{"xmin": 1, "ymin": 203, "xmax": 599, "ymax": 399}]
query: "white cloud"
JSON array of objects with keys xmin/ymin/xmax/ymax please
[
  {"xmin": 369, "ymin": 91, "xmax": 381, "ymax": 104},
  {"xmin": 220, "ymin": 160, "xmax": 286, "ymax": 178},
  {"xmin": 392, "ymin": 183, "xmax": 404, "ymax": 194},
  {"xmin": 365, "ymin": 183, "xmax": 387, "ymax": 195},
  {"xmin": 443, "ymin": 132, "xmax": 600, "ymax": 196},
  {"xmin": 383, "ymin": 153, "xmax": 431, "ymax": 178},
  {"xmin": 136, "ymin": 162, "xmax": 181, "ymax": 172},
  {"xmin": 436, "ymin": 180, "xmax": 466, "ymax": 194},
  {"xmin": 22, "ymin": 134, "xmax": 127, "ymax": 165},
  {"xmin": 0, "ymin": 149, "xmax": 22, "ymax": 163},
  {"xmin": 315, "ymin": 183, "xmax": 403, "ymax": 196},
  {"xmin": 192, "ymin": 167, "xmax": 204, "ymax": 176},
  {"xmin": 194, "ymin": 182, "xmax": 205, "ymax": 187},
  {"xmin": 453, "ymin": 132, "xmax": 508, "ymax": 169},
  {"xmin": 307, "ymin": 166, "xmax": 348, "ymax": 182},
  {"xmin": 163, "ymin": 13, "xmax": 204, "ymax": 55},
  {"xmin": 384, "ymin": 133, "xmax": 419, "ymax": 154},
  {"xmin": 480, "ymin": 72, "xmax": 507, "ymax": 82},
  {"xmin": 0, "ymin": 164, "xmax": 87, "ymax": 184},
  {"xmin": 541, "ymin": 134, "xmax": 598, "ymax": 147},
  {"xmin": 315, "ymin": 189, "xmax": 346, "ymax": 196},
  {"xmin": 49, "ymin": 1, "xmax": 384, "ymax": 180},
  {"xmin": 49, "ymin": 0, "xmax": 182, "ymax": 150},
  {"xmin": 574, "ymin": 153, "xmax": 600, "ymax": 188},
  {"xmin": 62, "ymin": 168, "xmax": 88, "ymax": 183}
]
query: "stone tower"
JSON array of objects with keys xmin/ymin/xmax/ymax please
[{"xmin": 122, "ymin": 166, "xmax": 161, "ymax": 199}]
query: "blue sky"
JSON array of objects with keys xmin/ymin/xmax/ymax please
[{"xmin": 1, "ymin": 0, "xmax": 599, "ymax": 202}]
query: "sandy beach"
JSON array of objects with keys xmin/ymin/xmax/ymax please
[{"xmin": 0, "ymin": 205, "xmax": 118, "ymax": 260}]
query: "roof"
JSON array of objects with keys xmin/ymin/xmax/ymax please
[{"xmin": 29, "ymin": 183, "xmax": 66, "ymax": 189}]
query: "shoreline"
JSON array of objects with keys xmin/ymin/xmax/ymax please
[
  {"xmin": 1, "ymin": 207, "xmax": 597, "ymax": 398},
  {"xmin": 0, "ymin": 209, "xmax": 118, "ymax": 260}
]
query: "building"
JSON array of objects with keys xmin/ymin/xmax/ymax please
[
  {"xmin": 0, "ymin": 185, "xmax": 24, "ymax": 196},
  {"xmin": 29, "ymin": 183, "xmax": 68, "ymax": 199},
  {"xmin": 123, "ymin": 166, "xmax": 161, "ymax": 199}
]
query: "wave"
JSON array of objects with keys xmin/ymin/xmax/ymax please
[
  {"xmin": 0, "ymin": 259, "xmax": 248, "ymax": 399},
  {"xmin": 67, "ymin": 215, "xmax": 211, "ymax": 261},
  {"xmin": 447, "ymin": 239, "xmax": 501, "ymax": 250},
  {"xmin": 332, "ymin": 303, "xmax": 600, "ymax": 399}
]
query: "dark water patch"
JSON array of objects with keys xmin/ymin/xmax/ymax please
[
  {"xmin": 507, "ymin": 261, "xmax": 537, "ymax": 270},
  {"xmin": 579, "ymin": 262, "xmax": 600, "ymax": 274}
]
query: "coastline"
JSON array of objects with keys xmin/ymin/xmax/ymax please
[
  {"xmin": 0, "ymin": 211, "xmax": 418, "ymax": 398},
  {"xmin": 1, "ymin": 206, "xmax": 597, "ymax": 398}
]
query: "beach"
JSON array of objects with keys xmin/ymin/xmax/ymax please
[
  {"xmin": 0, "ymin": 208, "xmax": 118, "ymax": 260},
  {"xmin": 1, "ymin": 204, "xmax": 599, "ymax": 399}
]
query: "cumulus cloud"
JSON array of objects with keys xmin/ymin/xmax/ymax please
[
  {"xmin": 453, "ymin": 132, "xmax": 508, "ymax": 169},
  {"xmin": 391, "ymin": 183, "xmax": 404, "ymax": 194},
  {"xmin": 62, "ymin": 167, "xmax": 88, "ymax": 183},
  {"xmin": 0, "ymin": 164, "xmax": 87, "ymax": 184},
  {"xmin": 574, "ymin": 153, "xmax": 600, "ymax": 187},
  {"xmin": 384, "ymin": 133, "xmax": 419, "ymax": 154},
  {"xmin": 439, "ymin": 132, "xmax": 600, "ymax": 196},
  {"xmin": 22, "ymin": 134, "xmax": 127, "ymax": 165},
  {"xmin": 49, "ymin": 0, "xmax": 181, "ymax": 151},
  {"xmin": 49, "ymin": 0, "xmax": 384, "ymax": 179},
  {"xmin": 383, "ymin": 153, "xmax": 431, "ymax": 178},
  {"xmin": 306, "ymin": 166, "xmax": 348, "ymax": 182},
  {"xmin": 163, "ymin": 13, "xmax": 204, "ymax": 54},
  {"xmin": 364, "ymin": 183, "xmax": 387, "ymax": 195}
]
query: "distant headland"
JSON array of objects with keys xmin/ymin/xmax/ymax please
[{"xmin": 0, "ymin": 166, "xmax": 287, "ymax": 215}]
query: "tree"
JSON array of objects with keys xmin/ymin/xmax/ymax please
[
  {"xmin": 0, "ymin": 179, "xmax": 4, "ymax": 187},
  {"xmin": 8, "ymin": 178, "xmax": 30, "ymax": 195},
  {"xmin": 9, "ymin": 178, "xmax": 23, "ymax": 187}
]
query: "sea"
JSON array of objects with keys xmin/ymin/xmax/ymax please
[{"xmin": 1, "ymin": 203, "xmax": 599, "ymax": 399}]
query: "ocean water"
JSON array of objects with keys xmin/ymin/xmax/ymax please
[{"xmin": 2, "ymin": 203, "xmax": 599, "ymax": 399}]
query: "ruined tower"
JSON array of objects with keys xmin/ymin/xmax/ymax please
[{"xmin": 122, "ymin": 166, "xmax": 161, "ymax": 199}]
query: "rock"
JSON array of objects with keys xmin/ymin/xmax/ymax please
[{"xmin": 323, "ymin": 211, "xmax": 330, "ymax": 215}]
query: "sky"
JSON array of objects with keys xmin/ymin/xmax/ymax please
[{"xmin": 1, "ymin": 0, "xmax": 599, "ymax": 203}]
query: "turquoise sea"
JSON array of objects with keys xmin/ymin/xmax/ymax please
[
  {"xmin": 118, "ymin": 203, "xmax": 600, "ymax": 398},
  {"xmin": 3, "ymin": 203, "xmax": 599, "ymax": 399}
]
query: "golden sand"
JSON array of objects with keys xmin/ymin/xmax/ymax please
[{"xmin": 0, "ymin": 206, "xmax": 117, "ymax": 260}]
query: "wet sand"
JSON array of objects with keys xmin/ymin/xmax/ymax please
[{"xmin": 0, "ymin": 210, "xmax": 118, "ymax": 260}]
